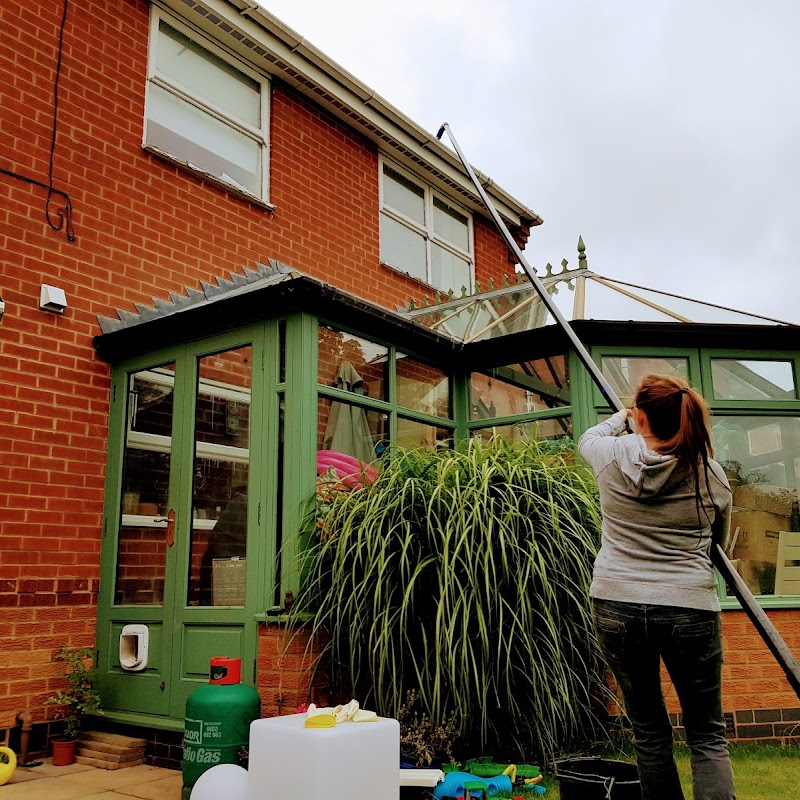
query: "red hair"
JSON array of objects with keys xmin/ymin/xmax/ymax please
[
  {"xmin": 634, "ymin": 373, "xmax": 724, "ymax": 520},
  {"xmin": 634, "ymin": 373, "xmax": 713, "ymax": 463}
]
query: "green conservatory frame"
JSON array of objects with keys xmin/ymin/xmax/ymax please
[{"xmin": 92, "ymin": 264, "xmax": 800, "ymax": 726}]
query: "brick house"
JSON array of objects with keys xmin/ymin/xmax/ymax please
[{"xmin": 1, "ymin": 0, "xmax": 798, "ymax": 765}]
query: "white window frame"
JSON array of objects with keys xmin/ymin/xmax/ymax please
[
  {"xmin": 379, "ymin": 156, "xmax": 475, "ymax": 294},
  {"xmin": 144, "ymin": 6, "xmax": 271, "ymax": 204}
]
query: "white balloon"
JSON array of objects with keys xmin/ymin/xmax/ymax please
[{"xmin": 190, "ymin": 764, "xmax": 249, "ymax": 800}]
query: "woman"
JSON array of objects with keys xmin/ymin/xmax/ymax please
[{"xmin": 578, "ymin": 373, "xmax": 735, "ymax": 800}]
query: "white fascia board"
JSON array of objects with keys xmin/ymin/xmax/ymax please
[{"xmin": 155, "ymin": 0, "xmax": 542, "ymax": 229}]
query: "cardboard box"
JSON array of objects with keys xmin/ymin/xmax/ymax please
[
  {"xmin": 728, "ymin": 559, "xmax": 775, "ymax": 596},
  {"xmin": 212, "ymin": 557, "xmax": 246, "ymax": 606},
  {"xmin": 733, "ymin": 483, "xmax": 793, "ymax": 517},
  {"xmin": 730, "ymin": 509, "xmax": 787, "ymax": 562}
]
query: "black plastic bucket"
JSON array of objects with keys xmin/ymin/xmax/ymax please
[{"xmin": 555, "ymin": 758, "xmax": 642, "ymax": 800}]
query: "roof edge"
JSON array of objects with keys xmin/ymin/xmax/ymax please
[{"xmin": 156, "ymin": 0, "xmax": 542, "ymax": 228}]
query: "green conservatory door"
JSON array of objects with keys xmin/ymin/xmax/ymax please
[{"xmin": 97, "ymin": 327, "xmax": 269, "ymax": 720}]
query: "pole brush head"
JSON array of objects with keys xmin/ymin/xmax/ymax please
[{"xmin": 436, "ymin": 124, "xmax": 447, "ymax": 140}]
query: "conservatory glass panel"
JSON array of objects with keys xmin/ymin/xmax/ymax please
[
  {"xmin": 436, "ymin": 305, "xmax": 474, "ymax": 341},
  {"xmin": 273, "ymin": 397, "xmax": 285, "ymax": 608},
  {"xmin": 471, "ymin": 355, "xmax": 569, "ymax": 420},
  {"xmin": 711, "ymin": 415, "xmax": 800, "ymax": 597},
  {"xmin": 583, "ymin": 281, "xmax": 678, "ymax": 324},
  {"xmin": 396, "ymin": 418, "xmax": 453, "ymax": 451},
  {"xmin": 318, "ymin": 325, "xmax": 388, "ymax": 402},
  {"xmin": 278, "ymin": 319, "xmax": 287, "ymax": 384},
  {"xmin": 317, "ymin": 396, "xmax": 387, "ymax": 465},
  {"xmin": 711, "ymin": 359, "xmax": 796, "ymax": 401},
  {"xmin": 188, "ymin": 346, "xmax": 252, "ymax": 608},
  {"xmin": 480, "ymin": 292, "xmax": 550, "ymax": 339},
  {"xmin": 471, "ymin": 416, "xmax": 573, "ymax": 443},
  {"xmin": 600, "ymin": 281, "xmax": 786, "ymax": 325},
  {"xmin": 116, "ymin": 365, "xmax": 177, "ymax": 605},
  {"xmin": 396, "ymin": 354, "xmax": 450, "ymax": 418},
  {"xmin": 601, "ymin": 356, "xmax": 690, "ymax": 402}
]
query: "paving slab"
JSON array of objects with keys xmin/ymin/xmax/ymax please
[{"xmin": 3, "ymin": 759, "xmax": 181, "ymax": 800}]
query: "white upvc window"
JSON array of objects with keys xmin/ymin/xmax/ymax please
[
  {"xmin": 379, "ymin": 157, "xmax": 474, "ymax": 294},
  {"xmin": 144, "ymin": 8, "xmax": 270, "ymax": 202}
]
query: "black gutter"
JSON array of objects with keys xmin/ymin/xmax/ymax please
[{"xmin": 93, "ymin": 274, "xmax": 459, "ymax": 364}]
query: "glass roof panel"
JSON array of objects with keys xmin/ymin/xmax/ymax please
[
  {"xmin": 403, "ymin": 269, "xmax": 794, "ymax": 342},
  {"xmin": 583, "ymin": 280, "xmax": 679, "ymax": 323},
  {"xmin": 597, "ymin": 280, "xmax": 787, "ymax": 325}
]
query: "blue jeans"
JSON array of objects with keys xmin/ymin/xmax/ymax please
[{"xmin": 592, "ymin": 599, "xmax": 736, "ymax": 800}]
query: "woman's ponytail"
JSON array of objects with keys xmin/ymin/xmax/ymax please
[{"xmin": 634, "ymin": 374, "xmax": 723, "ymax": 522}]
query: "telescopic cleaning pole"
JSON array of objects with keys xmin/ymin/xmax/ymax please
[{"xmin": 436, "ymin": 122, "xmax": 800, "ymax": 700}]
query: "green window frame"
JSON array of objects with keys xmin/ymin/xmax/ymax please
[
  {"xmin": 699, "ymin": 350, "xmax": 800, "ymax": 409},
  {"xmin": 464, "ymin": 350, "xmax": 574, "ymax": 443},
  {"xmin": 315, "ymin": 320, "xmax": 457, "ymax": 455},
  {"xmin": 590, "ymin": 347, "xmax": 702, "ymax": 409}
]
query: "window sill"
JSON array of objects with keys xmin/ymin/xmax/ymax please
[
  {"xmin": 143, "ymin": 145, "xmax": 277, "ymax": 213},
  {"xmin": 254, "ymin": 608, "xmax": 315, "ymax": 624},
  {"xmin": 720, "ymin": 595, "xmax": 800, "ymax": 611}
]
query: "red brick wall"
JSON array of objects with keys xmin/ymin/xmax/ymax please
[
  {"xmin": 719, "ymin": 609, "xmax": 800, "ymax": 727},
  {"xmin": 606, "ymin": 609, "xmax": 800, "ymax": 742},
  {"xmin": 0, "ymin": 0, "xmax": 522, "ymax": 725},
  {"xmin": 257, "ymin": 623, "xmax": 329, "ymax": 717}
]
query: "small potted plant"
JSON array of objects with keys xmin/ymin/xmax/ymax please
[
  {"xmin": 45, "ymin": 646, "xmax": 101, "ymax": 766},
  {"xmin": 398, "ymin": 689, "xmax": 460, "ymax": 769}
]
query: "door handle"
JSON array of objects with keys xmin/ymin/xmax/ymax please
[{"xmin": 154, "ymin": 509, "xmax": 176, "ymax": 547}]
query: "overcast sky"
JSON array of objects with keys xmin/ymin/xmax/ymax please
[{"xmin": 260, "ymin": 1, "xmax": 799, "ymax": 324}]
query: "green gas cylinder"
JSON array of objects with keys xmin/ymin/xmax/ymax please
[{"xmin": 182, "ymin": 657, "xmax": 261, "ymax": 800}]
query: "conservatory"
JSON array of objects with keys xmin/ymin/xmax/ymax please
[{"xmin": 92, "ymin": 251, "xmax": 800, "ymax": 726}]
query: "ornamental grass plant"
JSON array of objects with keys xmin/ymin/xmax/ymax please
[{"xmin": 290, "ymin": 436, "xmax": 610, "ymax": 762}]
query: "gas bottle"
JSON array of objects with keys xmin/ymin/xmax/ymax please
[{"xmin": 182, "ymin": 657, "xmax": 261, "ymax": 800}]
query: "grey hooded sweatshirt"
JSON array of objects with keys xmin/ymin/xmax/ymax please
[{"xmin": 579, "ymin": 414, "xmax": 732, "ymax": 612}]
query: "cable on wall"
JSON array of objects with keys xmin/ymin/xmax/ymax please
[{"xmin": 0, "ymin": 0, "xmax": 75, "ymax": 242}]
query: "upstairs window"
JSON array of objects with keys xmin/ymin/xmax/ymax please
[
  {"xmin": 380, "ymin": 159, "xmax": 473, "ymax": 294},
  {"xmin": 145, "ymin": 11, "xmax": 270, "ymax": 201}
]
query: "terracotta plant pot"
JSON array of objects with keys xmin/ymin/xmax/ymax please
[{"xmin": 51, "ymin": 738, "xmax": 76, "ymax": 767}]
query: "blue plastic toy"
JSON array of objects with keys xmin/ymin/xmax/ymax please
[{"xmin": 431, "ymin": 771, "xmax": 513, "ymax": 799}]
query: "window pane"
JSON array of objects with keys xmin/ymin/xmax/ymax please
[
  {"xmin": 157, "ymin": 21, "xmax": 260, "ymax": 126},
  {"xmin": 380, "ymin": 213, "xmax": 426, "ymax": 281},
  {"xmin": 601, "ymin": 356, "xmax": 690, "ymax": 402},
  {"xmin": 711, "ymin": 359, "xmax": 796, "ymax": 401},
  {"xmin": 278, "ymin": 318, "xmax": 287, "ymax": 384},
  {"xmin": 471, "ymin": 416, "xmax": 573, "ymax": 443},
  {"xmin": 274, "ymin": 397, "xmax": 285, "ymax": 607},
  {"xmin": 471, "ymin": 355, "xmax": 569, "ymax": 420},
  {"xmin": 711, "ymin": 414, "xmax": 800, "ymax": 597},
  {"xmin": 117, "ymin": 365, "xmax": 176, "ymax": 606},
  {"xmin": 147, "ymin": 84, "xmax": 261, "ymax": 196},
  {"xmin": 383, "ymin": 165, "xmax": 425, "ymax": 224},
  {"xmin": 396, "ymin": 354, "xmax": 450, "ymax": 418},
  {"xmin": 318, "ymin": 396, "xmax": 387, "ymax": 464},
  {"xmin": 431, "ymin": 243, "xmax": 470, "ymax": 294},
  {"xmin": 433, "ymin": 197, "xmax": 469, "ymax": 251},
  {"xmin": 189, "ymin": 347, "xmax": 252, "ymax": 607},
  {"xmin": 318, "ymin": 325, "xmax": 388, "ymax": 402},
  {"xmin": 396, "ymin": 418, "xmax": 453, "ymax": 451}
]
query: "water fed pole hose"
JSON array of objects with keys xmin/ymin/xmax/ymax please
[{"xmin": 436, "ymin": 122, "xmax": 800, "ymax": 700}]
